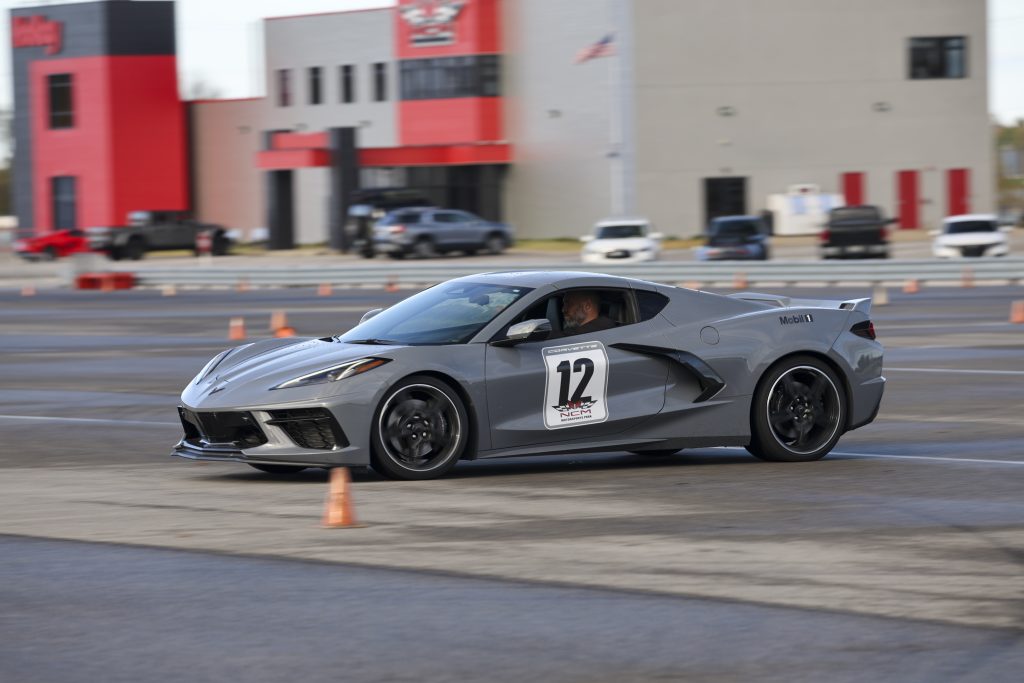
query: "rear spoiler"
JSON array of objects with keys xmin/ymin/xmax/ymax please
[{"xmin": 730, "ymin": 292, "xmax": 872, "ymax": 314}]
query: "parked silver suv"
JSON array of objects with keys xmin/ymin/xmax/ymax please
[{"xmin": 371, "ymin": 208, "xmax": 515, "ymax": 259}]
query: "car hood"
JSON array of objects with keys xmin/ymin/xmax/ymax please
[
  {"xmin": 182, "ymin": 337, "xmax": 400, "ymax": 408},
  {"xmin": 935, "ymin": 233, "xmax": 1006, "ymax": 247},
  {"xmin": 587, "ymin": 238, "xmax": 656, "ymax": 251}
]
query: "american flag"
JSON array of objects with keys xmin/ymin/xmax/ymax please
[{"xmin": 574, "ymin": 33, "xmax": 615, "ymax": 64}]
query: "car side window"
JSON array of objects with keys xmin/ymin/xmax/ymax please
[
  {"xmin": 433, "ymin": 212, "xmax": 456, "ymax": 224},
  {"xmin": 635, "ymin": 291, "xmax": 669, "ymax": 321}
]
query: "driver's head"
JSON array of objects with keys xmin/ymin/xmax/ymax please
[{"xmin": 562, "ymin": 291, "xmax": 600, "ymax": 329}]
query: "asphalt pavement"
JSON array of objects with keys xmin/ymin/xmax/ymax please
[{"xmin": 0, "ymin": 285, "xmax": 1022, "ymax": 681}]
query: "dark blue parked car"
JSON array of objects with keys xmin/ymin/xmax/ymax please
[{"xmin": 696, "ymin": 215, "xmax": 771, "ymax": 261}]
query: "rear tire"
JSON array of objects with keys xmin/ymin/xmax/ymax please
[
  {"xmin": 412, "ymin": 239, "xmax": 435, "ymax": 259},
  {"xmin": 387, "ymin": 252, "xmax": 406, "ymax": 260},
  {"xmin": 484, "ymin": 234, "xmax": 506, "ymax": 255},
  {"xmin": 248, "ymin": 464, "xmax": 307, "ymax": 474},
  {"xmin": 370, "ymin": 375, "xmax": 468, "ymax": 480},
  {"xmin": 42, "ymin": 246, "xmax": 58, "ymax": 261},
  {"xmin": 748, "ymin": 355, "xmax": 846, "ymax": 462}
]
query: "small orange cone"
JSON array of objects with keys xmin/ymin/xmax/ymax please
[
  {"xmin": 100, "ymin": 274, "xmax": 116, "ymax": 293},
  {"xmin": 385, "ymin": 276, "xmax": 399, "ymax": 293},
  {"xmin": 161, "ymin": 284, "xmax": 177, "ymax": 297},
  {"xmin": 228, "ymin": 317, "xmax": 246, "ymax": 341},
  {"xmin": 733, "ymin": 272, "xmax": 748, "ymax": 290},
  {"xmin": 20, "ymin": 285, "xmax": 36, "ymax": 296},
  {"xmin": 274, "ymin": 326, "xmax": 296, "ymax": 338},
  {"xmin": 317, "ymin": 282, "xmax": 332, "ymax": 297},
  {"xmin": 961, "ymin": 267, "xmax": 974, "ymax": 288},
  {"xmin": 269, "ymin": 310, "xmax": 287, "ymax": 332},
  {"xmin": 1011, "ymin": 301, "xmax": 1024, "ymax": 325},
  {"xmin": 903, "ymin": 279, "xmax": 920, "ymax": 294},
  {"xmin": 236, "ymin": 278, "xmax": 250, "ymax": 293},
  {"xmin": 323, "ymin": 467, "xmax": 360, "ymax": 528},
  {"xmin": 680, "ymin": 281, "xmax": 701, "ymax": 290}
]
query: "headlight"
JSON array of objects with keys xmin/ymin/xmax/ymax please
[{"xmin": 271, "ymin": 357, "xmax": 390, "ymax": 390}]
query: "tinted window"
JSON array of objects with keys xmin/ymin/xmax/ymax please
[
  {"xmin": 308, "ymin": 67, "xmax": 322, "ymax": 105},
  {"xmin": 596, "ymin": 224, "xmax": 644, "ymax": 239},
  {"xmin": 710, "ymin": 220, "xmax": 760, "ymax": 243},
  {"xmin": 945, "ymin": 221, "xmax": 996, "ymax": 234},
  {"xmin": 380, "ymin": 211, "xmax": 422, "ymax": 225},
  {"xmin": 340, "ymin": 65, "xmax": 355, "ymax": 103},
  {"xmin": 373, "ymin": 62, "xmax": 388, "ymax": 101},
  {"xmin": 636, "ymin": 291, "xmax": 669, "ymax": 321},
  {"xmin": 339, "ymin": 282, "xmax": 531, "ymax": 345},
  {"xmin": 909, "ymin": 37, "xmax": 967, "ymax": 79},
  {"xmin": 48, "ymin": 74, "xmax": 73, "ymax": 128},
  {"xmin": 400, "ymin": 55, "xmax": 501, "ymax": 100},
  {"xmin": 829, "ymin": 207, "xmax": 883, "ymax": 223}
]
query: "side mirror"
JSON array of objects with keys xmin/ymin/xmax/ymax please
[
  {"xmin": 580, "ymin": 235, "xmax": 594, "ymax": 243},
  {"xmin": 360, "ymin": 308, "xmax": 384, "ymax": 324},
  {"xmin": 492, "ymin": 318, "xmax": 552, "ymax": 347}
]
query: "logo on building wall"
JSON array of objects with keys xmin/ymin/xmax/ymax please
[
  {"xmin": 12, "ymin": 15, "xmax": 63, "ymax": 55},
  {"xmin": 399, "ymin": 0, "xmax": 466, "ymax": 47}
]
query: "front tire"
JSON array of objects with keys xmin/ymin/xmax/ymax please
[
  {"xmin": 370, "ymin": 376, "xmax": 468, "ymax": 480},
  {"xmin": 747, "ymin": 355, "xmax": 846, "ymax": 462}
]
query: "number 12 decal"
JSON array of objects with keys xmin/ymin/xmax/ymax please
[{"xmin": 542, "ymin": 341, "xmax": 609, "ymax": 429}]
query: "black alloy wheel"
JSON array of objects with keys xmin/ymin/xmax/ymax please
[
  {"xmin": 371, "ymin": 376, "xmax": 468, "ymax": 480},
  {"xmin": 747, "ymin": 355, "xmax": 846, "ymax": 462}
]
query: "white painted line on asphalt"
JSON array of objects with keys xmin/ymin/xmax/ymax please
[
  {"xmin": 881, "ymin": 413, "xmax": 1020, "ymax": 427},
  {"xmin": 0, "ymin": 415, "xmax": 178, "ymax": 427},
  {"xmin": 885, "ymin": 367, "xmax": 1024, "ymax": 376},
  {"xmin": 832, "ymin": 451, "xmax": 1024, "ymax": 466}
]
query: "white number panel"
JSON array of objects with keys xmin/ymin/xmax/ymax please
[{"xmin": 542, "ymin": 341, "xmax": 610, "ymax": 429}]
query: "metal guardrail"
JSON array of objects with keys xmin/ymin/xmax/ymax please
[{"xmin": 104, "ymin": 258, "xmax": 1024, "ymax": 289}]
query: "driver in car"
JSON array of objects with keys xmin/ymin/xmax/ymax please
[{"xmin": 558, "ymin": 291, "xmax": 616, "ymax": 337}]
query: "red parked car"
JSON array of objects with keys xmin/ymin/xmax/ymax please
[{"xmin": 12, "ymin": 229, "xmax": 96, "ymax": 261}]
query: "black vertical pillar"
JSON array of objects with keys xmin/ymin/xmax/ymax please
[
  {"xmin": 263, "ymin": 130, "xmax": 294, "ymax": 250},
  {"xmin": 328, "ymin": 127, "xmax": 359, "ymax": 252}
]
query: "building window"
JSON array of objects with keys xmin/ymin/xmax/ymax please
[
  {"xmin": 277, "ymin": 69, "xmax": 292, "ymax": 107},
  {"xmin": 47, "ymin": 74, "xmax": 73, "ymax": 129},
  {"xmin": 909, "ymin": 37, "xmax": 967, "ymax": 79},
  {"xmin": 51, "ymin": 176, "xmax": 77, "ymax": 229},
  {"xmin": 308, "ymin": 67, "xmax": 322, "ymax": 105},
  {"xmin": 400, "ymin": 55, "xmax": 502, "ymax": 100},
  {"xmin": 340, "ymin": 64, "xmax": 355, "ymax": 103},
  {"xmin": 373, "ymin": 62, "xmax": 388, "ymax": 102}
]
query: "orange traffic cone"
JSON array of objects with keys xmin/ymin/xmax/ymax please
[
  {"xmin": 1011, "ymin": 300, "xmax": 1024, "ymax": 325},
  {"xmin": 161, "ymin": 284, "xmax": 177, "ymax": 297},
  {"xmin": 236, "ymin": 278, "xmax": 250, "ymax": 293},
  {"xmin": 20, "ymin": 285, "xmax": 36, "ymax": 296},
  {"xmin": 269, "ymin": 310, "xmax": 287, "ymax": 332},
  {"xmin": 317, "ymin": 282, "xmax": 332, "ymax": 297},
  {"xmin": 274, "ymin": 326, "xmax": 296, "ymax": 338},
  {"xmin": 100, "ymin": 273, "xmax": 116, "ymax": 293},
  {"xmin": 323, "ymin": 467, "xmax": 360, "ymax": 528},
  {"xmin": 961, "ymin": 267, "xmax": 974, "ymax": 288},
  {"xmin": 733, "ymin": 272, "xmax": 748, "ymax": 290},
  {"xmin": 228, "ymin": 317, "xmax": 246, "ymax": 341},
  {"xmin": 385, "ymin": 276, "xmax": 399, "ymax": 293},
  {"xmin": 903, "ymin": 279, "xmax": 920, "ymax": 294},
  {"xmin": 680, "ymin": 281, "xmax": 701, "ymax": 290}
]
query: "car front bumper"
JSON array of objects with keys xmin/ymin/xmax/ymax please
[
  {"xmin": 581, "ymin": 251, "xmax": 657, "ymax": 264},
  {"xmin": 934, "ymin": 244, "xmax": 1009, "ymax": 258}
]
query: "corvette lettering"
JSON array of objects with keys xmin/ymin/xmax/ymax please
[{"xmin": 779, "ymin": 314, "xmax": 814, "ymax": 325}]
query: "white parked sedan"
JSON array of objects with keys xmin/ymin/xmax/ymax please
[
  {"xmin": 931, "ymin": 214, "xmax": 1011, "ymax": 259},
  {"xmin": 580, "ymin": 218, "xmax": 663, "ymax": 263}
]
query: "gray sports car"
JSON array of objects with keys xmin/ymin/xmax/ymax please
[{"xmin": 173, "ymin": 272, "xmax": 884, "ymax": 480}]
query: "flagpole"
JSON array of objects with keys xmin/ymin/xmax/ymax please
[
  {"xmin": 614, "ymin": 0, "xmax": 636, "ymax": 216},
  {"xmin": 608, "ymin": 36, "xmax": 623, "ymax": 216}
]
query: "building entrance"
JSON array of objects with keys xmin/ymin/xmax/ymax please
[{"xmin": 704, "ymin": 177, "xmax": 747, "ymax": 227}]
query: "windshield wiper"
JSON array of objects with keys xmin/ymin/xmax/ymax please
[{"xmin": 342, "ymin": 338, "xmax": 402, "ymax": 345}]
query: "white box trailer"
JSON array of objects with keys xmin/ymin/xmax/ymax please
[{"xmin": 766, "ymin": 184, "xmax": 845, "ymax": 236}]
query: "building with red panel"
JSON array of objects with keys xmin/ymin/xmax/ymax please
[{"xmin": 9, "ymin": 1, "xmax": 187, "ymax": 237}]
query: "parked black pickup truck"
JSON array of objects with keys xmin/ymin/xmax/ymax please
[
  {"xmin": 88, "ymin": 211, "xmax": 231, "ymax": 261},
  {"xmin": 819, "ymin": 205, "xmax": 893, "ymax": 259}
]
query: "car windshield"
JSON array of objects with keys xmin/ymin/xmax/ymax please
[
  {"xmin": 338, "ymin": 282, "xmax": 531, "ymax": 345},
  {"xmin": 945, "ymin": 221, "xmax": 996, "ymax": 234},
  {"xmin": 710, "ymin": 221, "xmax": 760, "ymax": 244},
  {"xmin": 596, "ymin": 224, "xmax": 645, "ymax": 239}
]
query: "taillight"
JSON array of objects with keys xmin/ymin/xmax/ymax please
[
  {"xmin": 851, "ymin": 320, "xmax": 876, "ymax": 340},
  {"xmin": 819, "ymin": 229, "xmax": 830, "ymax": 243},
  {"xmin": 388, "ymin": 225, "xmax": 406, "ymax": 234}
]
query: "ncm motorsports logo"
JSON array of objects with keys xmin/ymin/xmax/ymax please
[{"xmin": 780, "ymin": 314, "xmax": 814, "ymax": 325}]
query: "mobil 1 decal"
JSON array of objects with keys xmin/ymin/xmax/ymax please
[{"xmin": 542, "ymin": 341, "xmax": 609, "ymax": 429}]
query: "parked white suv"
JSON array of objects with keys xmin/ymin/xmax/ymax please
[
  {"xmin": 931, "ymin": 214, "xmax": 1010, "ymax": 259},
  {"xmin": 580, "ymin": 217, "xmax": 663, "ymax": 263}
]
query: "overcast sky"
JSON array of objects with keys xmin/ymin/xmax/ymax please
[{"xmin": 1, "ymin": 0, "xmax": 1022, "ymax": 123}]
